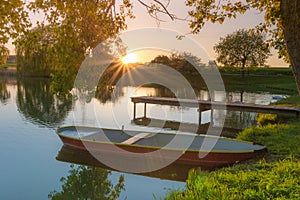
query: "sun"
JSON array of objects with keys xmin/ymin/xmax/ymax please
[{"xmin": 121, "ymin": 53, "xmax": 139, "ymax": 64}]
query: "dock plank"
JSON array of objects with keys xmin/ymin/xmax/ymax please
[{"xmin": 131, "ymin": 96, "xmax": 300, "ymax": 116}]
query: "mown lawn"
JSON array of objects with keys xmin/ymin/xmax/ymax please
[
  {"xmin": 221, "ymin": 72, "xmax": 297, "ymax": 94},
  {"xmin": 187, "ymin": 67, "xmax": 298, "ymax": 94}
]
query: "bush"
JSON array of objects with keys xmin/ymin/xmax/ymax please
[
  {"xmin": 237, "ymin": 123, "xmax": 300, "ymax": 159},
  {"xmin": 256, "ymin": 113, "xmax": 278, "ymax": 127}
]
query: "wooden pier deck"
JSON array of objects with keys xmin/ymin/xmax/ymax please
[{"xmin": 131, "ymin": 96, "xmax": 300, "ymax": 120}]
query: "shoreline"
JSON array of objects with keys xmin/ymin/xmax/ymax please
[{"xmin": 0, "ymin": 67, "xmax": 17, "ymax": 76}]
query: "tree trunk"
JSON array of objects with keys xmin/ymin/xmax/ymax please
[
  {"xmin": 281, "ymin": 0, "xmax": 300, "ymax": 94},
  {"xmin": 241, "ymin": 62, "xmax": 245, "ymax": 78}
]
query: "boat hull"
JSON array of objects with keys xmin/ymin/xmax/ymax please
[{"xmin": 58, "ymin": 133, "xmax": 266, "ymax": 168}]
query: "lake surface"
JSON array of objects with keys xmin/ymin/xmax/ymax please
[{"xmin": 0, "ymin": 77, "xmax": 287, "ymax": 199}]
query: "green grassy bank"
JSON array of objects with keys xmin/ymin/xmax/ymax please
[
  {"xmin": 0, "ymin": 63, "xmax": 16, "ymax": 69},
  {"xmin": 164, "ymin": 95, "xmax": 300, "ymax": 200},
  {"xmin": 220, "ymin": 67, "xmax": 297, "ymax": 94}
]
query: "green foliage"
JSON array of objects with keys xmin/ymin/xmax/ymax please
[
  {"xmin": 49, "ymin": 165, "xmax": 125, "ymax": 200},
  {"xmin": 165, "ymin": 159, "xmax": 300, "ymax": 200},
  {"xmin": 13, "ymin": 0, "xmax": 134, "ymax": 98},
  {"xmin": 237, "ymin": 123, "xmax": 300, "ymax": 159},
  {"xmin": 256, "ymin": 113, "xmax": 278, "ymax": 127},
  {"xmin": 0, "ymin": 0, "xmax": 30, "ymax": 44},
  {"xmin": 16, "ymin": 26, "xmax": 56, "ymax": 76},
  {"xmin": 164, "ymin": 76, "xmax": 300, "ymax": 200},
  {"xmin": 220, "ymin": 70, "xmax": 298, "ymax": 95},
  {"xmin": 151, "ymin": 52, "xmax": 206, "ymax": 75},
  {"xmin": 165, "ymin": 120, "xmax": 300, "ymax": 199},
  {"xmin": 0, "ymin": 64, "xmax": 16, "ymax": 69},
  {"xmin": 0, "ymin": 45, "xmax": 9, "ymax": 65},
  {"xmin": 186, "ymin": 0, "xmax": 300, "ymax": 94},
  {"xmin": 214, "ymin": 29, "xmax": 270, "ymax": 75},
  {"xmin": 16, "ymin": 0, "xmax": 132, "ymax": 78},
  {"xmin": 186, "ymin": 0, "xmax": 286, "ymax": 61}
]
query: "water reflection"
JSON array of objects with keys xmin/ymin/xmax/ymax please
[
  {"xmin": 95, "ymin": 85, "xmax": 125, "ymax": 104},
  {"xmin": 49, "ymin": 162, "xmax": 125, "ymax": 200},
  {"xmin": 56, "ymin": 145, "xmax": 197, "ymax": 182},
  {"xmin": 0, "ymin": 78, "xmax": 11, "ymax": 104},
  {"xmin": 132, "ymin": 117, "xmax": 241, "ymax": 138},
  {"xmin": 224, "ymin": 111, "xmax": 256, "ymax": 130},
  {"xmin": 16, "ymin": 78, "xmax": 73, "ymax": 128}
]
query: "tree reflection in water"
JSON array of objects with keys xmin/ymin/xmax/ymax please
[
  {"xmin": 0, "ymin": 79, "xmax": 10, "ymax": 104},
  {"xmin": 16, "ymin": 78, "xmax": 72, "ymax": 128},
  {"xmin": 48, "ymin": 165, "xmax": 125, "ymax": 200}
]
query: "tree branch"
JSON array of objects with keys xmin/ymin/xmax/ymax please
[
  {"xmin": 136, "ymin": 0, "xmax": 188, "ymax": 22},
  {"xmin": 153, "ymin": 0, "xmax": 174, "ymax": 20}
]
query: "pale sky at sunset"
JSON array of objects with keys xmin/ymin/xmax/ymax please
[
  {"xmin": 7, "ymin": 1, "xmax": 288, "ymax": 67},
  {"xmin": 125, "ymin": 1, "xmax": 288, "ymax": 67}
]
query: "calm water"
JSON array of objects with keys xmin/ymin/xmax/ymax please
[{"xmin": 0, "ymin": 77, "xmax": 286, "ymax": 200}]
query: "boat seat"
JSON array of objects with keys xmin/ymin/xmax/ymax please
[{"xmin": 121, "ymin": 132, "xmax": 154, "ymax": 145}]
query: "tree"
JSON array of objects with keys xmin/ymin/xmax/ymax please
[
  {"xmin": 0, "ymin": 0, "xmax": 30, "ymax": 45},
  {"xmin": 16, "ymin": 26, "xmax": 56, "ymax": 76},
  {"xmin": 186, "ymin": 0, "xmax": 300, "ymax": 93},
  {"xmin": 0, "ymin": 45, "xmax": 9, "ymax": 65},
  {"xmin": 14, "ymin": 0, "xmax": 133, "ymax": 95},
  {"xmin": 214, "ymin": 29, "xmax": 270, "ymax": 77},
  {"xmin": 151, "ymin": 52, "xmax": 205, "ymax": 74},
  {"xmin": 151, "ymin": 55, "xmax": 171, "ymax": 65}
]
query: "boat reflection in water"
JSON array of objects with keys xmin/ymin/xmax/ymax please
[{"xmin": 56, "ymin": 145, "xmax": 200, "ymax": 182}]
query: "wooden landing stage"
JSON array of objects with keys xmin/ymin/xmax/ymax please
[{"xmin": 131, "ymin": 96, "xmax": 300, "ymax": 122}]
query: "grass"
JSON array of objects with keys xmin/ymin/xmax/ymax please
[
  {"xmin": 0, "ymin": 63, "xmax": 16, "ymax": 69},
  {"xmin": 165, "ymin": 159, "xmax": 300, "ymax": 200},
  {"xmin": 219, "ymin": 67, "xmax": 293, "ymax": 76},
  {"xmin": 237, "ymin": 122, "xmax": 300, "ymax": 161},
  {"xmin": 221, "ymin": 73, "xmax": 297, "ymax": 94},
  {"xmin": 164, "ymin": 95, "xmax": 300, "ymax": 200},
  {"xmin": 272, "ymin": 95, "xmax": 300, "ymax": 107},
  {"xmin": 186, "ymin": 67, "xmax": 298, "ymax": 94}
]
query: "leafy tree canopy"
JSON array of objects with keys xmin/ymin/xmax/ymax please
[
  {"xmin": 214, "ymin": 29, "xmax": 270, "ymax": 76},
  {"xmin": 186, "ymin": 0, "xmax": 285, "ymax": 59},
  {"xmin": 0, "ymin": 0, "xmax": 30, "ymax": 44},
  {"xmin": 185, "ymin": 0, "xmax": 300, "ymax": 93}
]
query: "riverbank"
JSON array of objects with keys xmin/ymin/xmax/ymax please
[
  {"xmin": 164, "ymin": 95, "xmax": 300, "ymax": 199},
  {"xmin": 220, "ymin": 67, "xmax": 297, "ymax": 94},
  {"xmin": 0, "ymin": 65, "xmax": 17, "ymax": 76},
  {"xmin": 2, "ymin": 66, "xmax": 298, "ymax": 94}
]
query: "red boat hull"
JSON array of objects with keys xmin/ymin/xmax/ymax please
[{"xmin": 59, "ymin": 135, "xmax": 266, "ymax": 168}]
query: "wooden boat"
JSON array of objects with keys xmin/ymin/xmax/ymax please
[{"xmin": 57, "ymin": 126, "xmax": 267, "ymax": 168}]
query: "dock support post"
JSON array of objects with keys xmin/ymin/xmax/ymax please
[
  {"xmin": 144, "ymin": 103, "xmax": 147, "ymax": 118},
  {"xmin": 210, "ymin": 109, "xmax": 214, "ymax": 127},
  {"xmin": 198, "ymin": 105, "xmax": 202, "ymax": 125},
  {"xmin": 133, "ymin": 102, "xmax": 136, "ymax": 119}
]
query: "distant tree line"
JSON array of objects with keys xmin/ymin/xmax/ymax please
[{"xmin": 151, "ymin": 52, "xmax": 206, "ymax": 75}]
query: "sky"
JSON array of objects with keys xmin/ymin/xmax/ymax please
[
  {"xmin": 7, "ymin": 1, "xmax": 288, "ymax": 67},
  {"xmin": 124, "ymin": 1, "xmax": 288, "ymax": 67}
]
